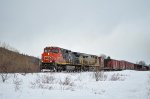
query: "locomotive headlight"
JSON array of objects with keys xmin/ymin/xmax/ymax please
[{"xmin": 48, "ymin": 53, "xmax": 49, "ymax": 55}]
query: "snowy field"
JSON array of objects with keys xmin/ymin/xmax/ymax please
[{"xmin": 0, "ymin": 70, "xmax": 150, "ymax": 99}]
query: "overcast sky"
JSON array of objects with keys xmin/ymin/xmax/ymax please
[{"xmin": 0, "ymin": 0, "xmax": 150, "ymax": 64}]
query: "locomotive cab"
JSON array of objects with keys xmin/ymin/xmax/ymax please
[{"xmin": 41, "ymin": 47, "xmax": 61, "ymax": 70}]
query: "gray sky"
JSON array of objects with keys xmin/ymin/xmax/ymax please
[{"xmin": 0, "ymin": 0, "xmax": 150, "ymax": 64}]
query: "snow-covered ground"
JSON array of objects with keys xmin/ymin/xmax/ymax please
[{"xmin": 0, "ymin": 70, "xmax": 150, "ymax": 99}]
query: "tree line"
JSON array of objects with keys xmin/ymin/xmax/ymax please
[{"xmin": 0, "ymin": 42, "xmax": 40, "ymax": 73}]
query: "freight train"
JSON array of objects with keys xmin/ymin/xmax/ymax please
[{"xmin": 40, "ymin": 46, "xmax": 150, "ymax": 71}]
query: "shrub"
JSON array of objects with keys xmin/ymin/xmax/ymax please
[
  {"xmin": 30, "ymin": 74, "xmax": 55, "ymax": 90},
  {"xmin": 42, "ymin": 75, "xmax": 55, "ymax": 84},
  {"xmin": 59, "ymin": 76, "xmax": 74, "ymax": 86},
  {"xmin": 59, "ymin": 76, "xmax": 75, "ymax": 91},
  {"xmin": 0, "ymin": 73, "xmax": 9, "ymax": 83},
  {"xmin": 110, "ymin": 73, "xmax": 125, "ymax": 81},
  {"xmin": 13, "ymin": 77, "xmax": 23, "ymax": 91},
  {"xmin": 93, "ymin": 71, "xmax": 107, "ymax": 81},
  {"xmin": 110, "ymin": 73, "xmax": 120, "ymax": 81},
  {"xmin": 147, "ymin": 74, "xmax": 150, "ymax": 97}
]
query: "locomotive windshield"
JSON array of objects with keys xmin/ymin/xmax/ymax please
[
  {"xmin": 44, "ymin": 49, "xmax": 49, "ymax": 52},
  {"xmin": 44, "ymin": 48, "xmax": 59, "ymax": 53},
  {"xmin": 51, "ymin": 49, "xmax": 59, "ymax": 53}
]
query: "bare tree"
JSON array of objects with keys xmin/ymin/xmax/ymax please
[
  {"xmin": 137, "ymin": 60, "xmax": 146, "ymax": 66},
  {"xmin": 100, "ymin": 54, "xmax": 107, "ymax": 59},
  {"xmin": 107, "ymin": 56, "xmax": 111, "ymax": 60},
  {"xmin": 0, "ymin": 41, "xmax": 19, "ymax": 53}
]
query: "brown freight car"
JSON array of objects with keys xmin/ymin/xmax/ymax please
[
  {"xmin": 104, "ymin": 59, "xmax": 135, "ymax": 71},
  {"xmin": 119, "ymin": 60, "xmax": 126, "ymax": 70},
  {"xmin": 124, "ymin": 61, "xmax": 134, "ymax": 70},
  {"xmin": 104, "ymin": 59, "xmax": 121, "ymax": 70}
]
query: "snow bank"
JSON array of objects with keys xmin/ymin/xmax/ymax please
[{"xmin": 0, "ymin": 70, "xmax": 150, "ymax": 99}]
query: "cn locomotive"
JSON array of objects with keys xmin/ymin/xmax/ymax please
[
  {"xmin": 40, "ymin": 46, "xmax": 150, "ymax": 71},
  {"xmin": 40, "ymin": 46, "xmax": 100, "ymax": 71}
]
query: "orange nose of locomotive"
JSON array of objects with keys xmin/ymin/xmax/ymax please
[
  {"xmin": 42, "ymin": 47, "xmax": 56, "ymax": 63},
  {"xmin": 42, "ymin": 52, "xmax": 55, "ymax": 63}
]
